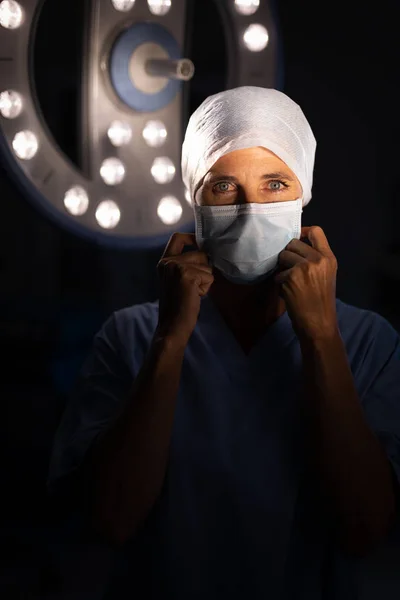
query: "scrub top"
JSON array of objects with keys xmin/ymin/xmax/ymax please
[{"xmin": 47, "ymin": 295, "xmax": 400, "ymax": 600}]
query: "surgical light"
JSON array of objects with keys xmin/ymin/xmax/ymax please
[
  {"xmin": 151, "ymin": 157, "xmax": 176, "ymax": 184},
  {"xmin": 96, "ymin": 200, "xmax": 121, "ymax": 229},
  {"xmin": 243, "ymin": 24, "xmax": 269, "ymax": 52},
  {"xmin": 0, "ymin": 0, "xmax": 23, "ymax": 29},
  {"xmin": 107, "ymin": 121, "xmax": 133, "ymax": 147},
  {"xmin": 111, "ymin": 0, "xmax": 136, "ymax": 12},
  {"xmin": 100, "ymin": 158, "xmax": 126, "ymax": 186},
  {"xmin": 234, "ymin": 0, "xmax": 260, "ymax": 16},
  {"xmin": 0, "ymin": 90, "xmax": 23, "ymax": 119},
  {"xmin": 64, "ymin": 186, "xmax": 89, "ymax": 216},
  {"xmin": 147, "ymin": 0, "xmax": 172, "ymax": 16},
  {"xmin": 12, "ymin": 130, "xmax": 38, "ymax": 160},
  {"xmin": 157, "ymin": 196, "xmax": 182, "ymax": 225},
  {"xmin": 142, "ymin": 120, "xmax": 167, "ymax": 148}
]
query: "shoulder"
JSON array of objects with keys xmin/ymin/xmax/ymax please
[
  {"xmin": 335, "ymin": 298, "xmax": 399, "ymax": 348},
  {"xmin": 102, "ymin": 300, "xmax": 160, "ymax": 365},
  {"xmin": 335, "ymin": 298, "xmax": 399, "ymax": 389}
]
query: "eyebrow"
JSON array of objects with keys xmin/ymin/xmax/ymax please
[{"xmin": 206, "ymin": 171, "xmax": 295, "ymax": 185}]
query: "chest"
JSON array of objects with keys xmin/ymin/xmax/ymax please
[{"xmin": 167, "ymin": 340, "xmax": 306, "ymax": 501}]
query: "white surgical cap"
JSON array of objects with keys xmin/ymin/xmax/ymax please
[{"xmin": 181, "ymin": 86, "xmax": 317, "ymax": 207}]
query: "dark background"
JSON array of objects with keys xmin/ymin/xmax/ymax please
[{"xmin": 1, "ymin": 0, "xmax": 399, "ymax": 597}]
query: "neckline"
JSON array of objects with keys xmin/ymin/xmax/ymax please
[{"xmin": 198, "ymin": 294, "xmax": 296, "ymax": 377}]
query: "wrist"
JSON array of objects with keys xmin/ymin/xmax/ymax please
[
  {"xmin": 153, "ymin": 327, "xmax": 189, "ymax": 353},
  {"xmin": 299, "ymin": 327, "xmax": 342, "ymax": 353}
]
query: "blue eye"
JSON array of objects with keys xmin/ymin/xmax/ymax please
[
  {"xmin": 268, "ymin": 179, "xmax": 289, "ymax": 192},
  {"xmin": 214, "ymin": 182, "xmax": 232, "ymax": 193}
]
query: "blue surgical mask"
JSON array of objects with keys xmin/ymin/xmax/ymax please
[{"xmin": 194, "ymin": 198, "xmax": 303, "ymax": 285}]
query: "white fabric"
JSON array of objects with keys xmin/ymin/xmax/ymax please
[{"xmin": 181, "ymin": 86, "xmax": 317, "ymax": 207}]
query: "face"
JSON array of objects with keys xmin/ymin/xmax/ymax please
[{"xmin": 195, "ymin": 146, "xmax": 302, "ymax": 206}]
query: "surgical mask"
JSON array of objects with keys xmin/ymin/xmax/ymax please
[{"xmin": 194, "ymin": 198, "xmax": 303, "ymax": 285}]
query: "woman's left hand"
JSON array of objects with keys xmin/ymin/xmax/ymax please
[{"xmin": 275, "ymin": 226, "xmax": 339, "ymax": 342}]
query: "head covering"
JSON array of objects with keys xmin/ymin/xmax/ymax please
[{"xmin": 181, "ymin": 86, "xmax": 317, "ymax": 207}]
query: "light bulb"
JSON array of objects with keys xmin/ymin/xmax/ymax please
[
  {"xmin": 151, "ymin": 157, "xmax": 175, "ymax": 184},
  {"xmin": 111, "ymin": 0, "xmax": 135, "ymax": 11},
  {"xmin": 12, "ymin": 130, "xmax": 38, "ymax": 160},
  {"xmin": 64, "ymin": 186, "xmax": 89, "ymax": 216},
  {"xmin": 142, "ymin": 120, "xmax": 167, "ymax": 148},
  {"xmin": 0, "ymin": 90, "xmax": 23, "ymax": 119},
  {"xmin": 0, "ymin": 0, "xmax": 23, "ymax": 29},
  {"xmin": 157, "ymin": 196, "xmax": 182, "ymax": 225},
  {"xmin": 147, "ymin": 0, "xmax": 171, "ymax": 16},
  {"xmin": 243, "ymin": 24, "xmax": 269, "ymax": 52},
  {"xmin": 96, "ymin": 200, "xmax": 121, "ymax": 229},
  {"xmin": 107, "ymin": 121, "xmax": 132, "ymax": 147},
  {"xmin": 234, "ymin": 0, "xmax": 259, "ymax": 16},
  {"xmin": 100, "ymin": 158, "xmax": 126, "ymax": 186}
]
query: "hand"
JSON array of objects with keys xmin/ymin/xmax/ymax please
[
  {"xmin": 157, "ymin": 232, "xmax": 214, "ymax": 345},
  {"xmin": 275, "ymin": 226, "xmax": 339, "ymax": 342}
]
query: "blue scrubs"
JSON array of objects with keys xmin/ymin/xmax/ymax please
[{"xmin": 48, "ymin": 296, "xmax": 400, "ymax": 599}]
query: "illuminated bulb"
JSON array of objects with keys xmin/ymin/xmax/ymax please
[
  {"xmin": 100, "ymin": 158, "xmax": 126, "ymax": 186},
  {"xmin": 12, "ymin": 130, "xmax": 38, "ymax": 160},
  {"xmin": 185, "ymin": 189, "xmax": 192, "ymax": 205},
  {"xmin": 111, "ymin": 0, "xmax": 135, "ymax": 11},
  {"xmin": 64, "ymin": 186, "xmax": 89, "ymax": 216},
  {"xmin": 96, "ymin": 200, "xmax": 121, "ymax": 229},
  {"xmin": 157, "ymin": 196, "xmax": 182, "ymax": 225},
  {"xmin": 234, "ymin": 0, "xmax": 259, "ymax": 15},
  {"xmin": 243, "ymin": 24, "xmax": 269, "ymax": 52},
  {"xmin": 107, "ymin": 121, "xmax": 132, "ymax": 147},
  {"xmin": 0, "ymin": 0, "xmax": 23, "ymax": 29},
  {"xmin": 0, "ymin": 90, "xmax": 23, "ymax": 119},
  {"xmin": 142, "ymin": 120, "xmax": 167, "ymax": 148},
  {"xmin": 151, "ymin": 157, "xmax": 175, "ymax": 184},
  {"xmin": 147, "ymin": 0, "xmax": 171, "ymax": 16}
]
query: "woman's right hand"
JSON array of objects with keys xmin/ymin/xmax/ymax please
[{"xmin": 156, "ymin": 232, "xmax": 214, "ymax": 346}]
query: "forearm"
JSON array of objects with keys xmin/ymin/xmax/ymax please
[
  {"xmin": 85, "ymin": 331, "xmax": 186, "ymax": 544},
  {"xmin": 300, "ymin": 330, "xmax": 396, "ymax": 555}
]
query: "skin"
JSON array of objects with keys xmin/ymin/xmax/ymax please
[{"xmin": 195, "ymin": 146, "xmax": 303, "ymax": 353}]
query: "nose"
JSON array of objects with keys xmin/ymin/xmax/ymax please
[
  {"xmin": 238, "ymin": 188, "xmax": 264, "ymax": 204},
  {"xmin": 237, "ymin": 188, "xmax": 272, "ymax": 204}
]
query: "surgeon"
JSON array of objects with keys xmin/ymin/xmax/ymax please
[{"xmin": 48, "ymin": 87, "xmax": 400, "ymax": 599}]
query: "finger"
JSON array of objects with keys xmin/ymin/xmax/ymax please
[
  {"xmin": 181, "ymin": 269, "xmax": 215, "ymax": 295},
  {"xmin": 180, "ymin": 263, "xmax": 214, "ymax": 276},
  {"xmin": 285, "ymin": 238, "xmax": 320, "ymax": 260},
  {"xmin": 161, "ymin": 232, "xmax": 198, "ymax": 259},
  {"xmin": 162, "ymin": 250, "xmax": 211, "ymax": 268},
  {"xmin": 278, "ymin": 249, "xmax": 307, "ymax": 269},
  {"xmin": 301, "ymin": 226, "xmax": 334, "ymax": 258},
  {"xmin": 274, "ymin": 269, "xmax": 292, "ymax": 285}
]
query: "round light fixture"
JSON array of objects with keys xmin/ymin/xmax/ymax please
[
  {"xmin": 234, "ymin": 0, "xmax": 260, "ymax": 16},
  {"xmin": 64, "ymin": 186, "xmax": 89, "ymax": 216},
  {"xmin": 147, "ymin": 0, "xmax": 171, "ymax": 17},
  {"xmin": 0, "ymin": 90, "xmax": 23, "ymax": 119},
  {"xmin": 96, "ymin": 200, "xmax": 121, "ymax": 229},
  {"xmin": 0, "ymin": 0, "xmax": 279, "ymax": 247},
  {"xmin": 0, "ymin": 0, "xmax": 23, "ymax": 29},
  {"xmin": 151, "ymin": 156, "xmax": 176, "ymax": 184},
  {"xmin": 111, "ymin": 0, "xmax": 136, "ymax": 12},
  {"xmin": 157, "ymin": 195, "xmax": 182, "ymax": 225},
  {"xmin": 243, "ymin": 24, "xmax": 269, "ymax": 52},
  {"xmin": 100, "ymin": 157, "xmax": 126, "ymax": 186},
  {"xmin": 142, "ymin": 120, "xmax": 167, "ymax": 148},
  {"xmin": 107, "ymin": 121, "xmax": 133, "ymax": 147},
  {"xmin": 12, "ymin": 130, "xmax": 38, "ymax": 160}
]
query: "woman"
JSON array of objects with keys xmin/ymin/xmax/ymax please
[{"xmin": 48, "ymin": 87, "xmax": 400, "ymax": 599}]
